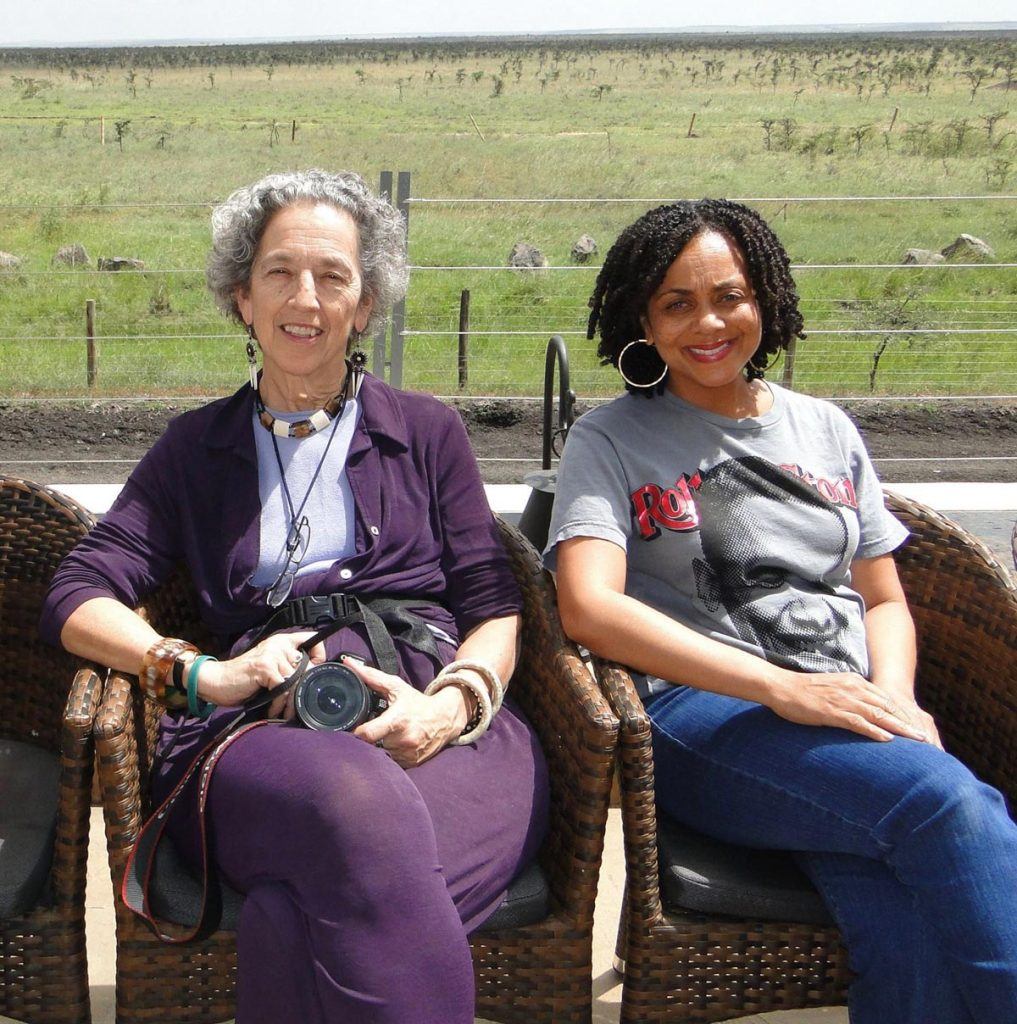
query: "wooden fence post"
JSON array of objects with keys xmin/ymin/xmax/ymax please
[
  {"xmin": 86, "ymin": 299, "xmax": 97, "ymax": 389},
  {"xmin": 458, "ymin": 289, "xmax": 470, "ymax": 389},
  {"xmin": 781, "ymin": 337, "xmax": 797, "ymax": 390}
]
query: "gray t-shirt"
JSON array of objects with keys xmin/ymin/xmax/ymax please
[{"xmin": 544, "ymin": 383, "xmax": 908, "ymax": 700}]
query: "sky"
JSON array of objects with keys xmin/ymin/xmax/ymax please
[{"xmin": 2, "ymin": 0, "xmax": 1015, "ymax": 47}]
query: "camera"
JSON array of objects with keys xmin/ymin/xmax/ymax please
[{"xmin": 292, "ymin": 659, "xmax": 388, "ymax": 732}]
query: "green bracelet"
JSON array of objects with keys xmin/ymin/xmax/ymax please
[{"xmin": 186, "ymin": 655, "xmax": 217, "ymax": 719}]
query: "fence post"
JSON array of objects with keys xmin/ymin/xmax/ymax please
[
  {"xmin": 85, "ymin": 299, "xmax": 97, "ymax": 389},
  {"xmin": 781, "ymin": 337, "xmax": 797, "ymax": 390},
  {"xmin": 99, "ymin": 116, "xmax": 105, "ymax": 146},
  {"xmin": 458, "ymin": 289, "xmax": 470, "ymax": 389},
  {"xmin": 389, "ymin": 170, "xmax": 411, "ymax": 389},
  {"xmin": 372, "ymin": 170, "xmax": 394, "ymax": 381}
]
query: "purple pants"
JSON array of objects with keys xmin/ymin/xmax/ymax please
[{"xmin": 155, "ymin": 700, "xmax": 548, "ymax": 1024}]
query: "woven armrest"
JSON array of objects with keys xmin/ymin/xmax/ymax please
[
  {"xmin": 885, "ymin": 490, "xmax": 1017, "ymax": 803},
  {"xmin": 592, "ymin": 658, "xmax": 665, "ymax": 931},
  {"xmin": 49, "ymin": 664, "xmax": 105, "ymax": 907},
  {"xmin": 95, "ymin": 670, "xmax": 150, "ymax": 881},
  {"xmin": 496, "ymin": 518, "xmax": 618, "ymax": 925}
]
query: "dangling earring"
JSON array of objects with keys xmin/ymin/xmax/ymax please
[
  {"xmin": 245, "ymin": 323, "xmax": 259, "ymax": 391},
  {"xmin": 617, "ymin": 340, "xmax": 667, "ymax": 389},
  {"xmin": 347, "ymin": 328, "xmax": 367, "ymax": 376}
]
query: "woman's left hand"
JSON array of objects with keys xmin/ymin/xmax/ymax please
[
  {"xmin": 888, "ymin": 694, "xmax": 944, "ymax": 750},
  {"xmin": 346, "ymin": 658, "xmax": 469, "ymax": 768}
]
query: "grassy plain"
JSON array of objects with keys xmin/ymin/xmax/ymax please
[{"xmin": 0, "ymin": 33, "xmax": 1015, "ymax": 398}]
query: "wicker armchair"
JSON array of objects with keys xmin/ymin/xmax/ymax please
[
  {"xmin": 596, "ymin": 489, "xmax": 1017, "ymax": 1023},
  {"xmin": 0, "ymin": 477, "xmax": 102, "ymax": 1024},
  {"xmin": 94, "ymin": 516, "xmax": 619, "ymax": 1024}
]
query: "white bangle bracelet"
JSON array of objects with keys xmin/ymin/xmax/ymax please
[
  {"xmin": 435, "ymin": 658, "xmax": 504, "ymax": 714},
  {"xmin": 424, "ymin": 671, "xmax": 493, "ymax": 745}
]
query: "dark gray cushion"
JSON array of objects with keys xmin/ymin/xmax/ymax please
[
  {"xmin": 658, "ymin": 814, "xmax": 833, "ymax": 925},
  {"xmin": 149, "ymin": 839, "xmax": 549, "ymax": 934},
  {"xmin": 148, "ymin": 839, "xmax": 246, "ymax": 931},
  {"xmin": 0, "ymin": 739, "xmax": 61, "ymax": 918},
  {"xmin": 476, "ymin": 860, "xmax": 549, "ymax": 932}
]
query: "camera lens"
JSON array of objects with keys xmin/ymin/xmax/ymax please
[
  {"xmin": 294, "ymin": 663, "xmax": 371, "ymax": 732},
  {"xmin": 316, "ymin": 684, "xmax": 347, "ymax": 717}
]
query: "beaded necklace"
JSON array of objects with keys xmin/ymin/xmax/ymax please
[
  {"xmin": 255, "ymin": 389, "xmax": 345, "ymax": 439},
  {"xmin": 253, "ymin": 354, "xmax": 364, "ymax": 439}
]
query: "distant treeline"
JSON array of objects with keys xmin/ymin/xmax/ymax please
[{"xmin": 2, "ymin": 31, "xmax": 1015, "ymax": 71}]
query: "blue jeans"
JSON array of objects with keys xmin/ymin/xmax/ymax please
[{"xmin": 647, "ymin": 684, "xmax": 1017, "ymax": 1024}]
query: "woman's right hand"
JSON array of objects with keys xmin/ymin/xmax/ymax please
[
  {"xmin": 197, "ymin": 631, "xmax": 326, "ymax": 717},
  {"xmin": 767, "ymin": 668, "xmax": 933, "ymax": 743}
]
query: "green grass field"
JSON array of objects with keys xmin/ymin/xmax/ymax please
[{"xmin": 0, "ymin": 33, "xmax": 1015, "ymax": 399}]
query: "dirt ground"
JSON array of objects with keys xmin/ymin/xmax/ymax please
[{"xmin": 2, "ymin": 396, "xmax": 1016, "ymax": 486}]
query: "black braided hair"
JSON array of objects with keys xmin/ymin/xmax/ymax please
[{"xmin": 588, "ymin": 200, "xmax": 806, "ymax": 397}]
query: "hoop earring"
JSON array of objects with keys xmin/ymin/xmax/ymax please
[
  {"xmin": 617, "ymin": 340, "xmax": 667, "ymax": 389},
  {"xmin": 245, "ymin": 323, "xmax": 259, "ymax": 391}
]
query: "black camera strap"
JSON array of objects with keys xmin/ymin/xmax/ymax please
[
  {"xmin": 249, "ymin": 592, "xmax": 445, "ymax": 677},
  {"xmin": 124, "ymin": 596, "xmax": 447, "ymax": 943}
]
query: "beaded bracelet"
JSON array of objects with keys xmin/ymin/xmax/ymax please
[
  {"xmin": 140, "ymin": 638, "xmax": 199, "ymax": 709},
  {"xmin": 435, "ymin": 659, "xmax": 504, "ymax": 714},
  {"xmin": 424, "ymin": 671, "xmax": 493, "ymax": 745},
  {"xmin": 186, "ymin": 655, "xmax": 217, "ymax": 720}
]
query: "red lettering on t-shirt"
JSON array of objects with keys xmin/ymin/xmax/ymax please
[{"xmin": 630, "ymin": 473, "xmax": 701, "ymax": 539}]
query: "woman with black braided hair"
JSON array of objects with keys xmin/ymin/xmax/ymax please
[{"xmin": 545, "ymin": 200, "xmax": 1017, "ymax": 1022}]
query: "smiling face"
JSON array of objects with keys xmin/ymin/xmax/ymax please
[
  {"xmin": 235, "ymin": 201, "xmax": 373, "ymax": 410},
  {"xmin": 642, "ymin": 229, "xmax": 764, "ymax": 415}
]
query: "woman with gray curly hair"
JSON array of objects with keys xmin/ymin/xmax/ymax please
[{"xmin": 42, "ymin": 169, "xmax": 549, "ymax": 1024}]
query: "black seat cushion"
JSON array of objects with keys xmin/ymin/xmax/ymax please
[
  {"xmin": 476, "ymin": 859, "xmax": 549, "ymax": 932},
  {"xmin": 148, "ymin": 838, "xmax": 246, "ymax": 931},
  {"xmin": 658, "ymin": 814, "xmax": 833, "ymax": 926},
  {"xmin": 148, "ymin": 838, "xmax": 549, "ymax": 934},
  {"xmin": 0, "ymin": 739, "xmax": 61, "ymax": 917}
]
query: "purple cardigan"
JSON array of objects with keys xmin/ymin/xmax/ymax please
[{"xmin": 41, "ymin": 374, "xmax": 522, "ymax": 658}]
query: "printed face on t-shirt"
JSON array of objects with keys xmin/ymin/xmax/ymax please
[{"xmin": 690, "ymin": 457, "xmax": 856, "ymax": 672}]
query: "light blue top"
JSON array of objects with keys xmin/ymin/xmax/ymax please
[{"xmin": 249, "ymin": 398, "xmax": 360, "ymax": 586}]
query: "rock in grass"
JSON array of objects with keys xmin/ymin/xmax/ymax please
[
  {"xmin": 941, "ymin": 234, "xmax": 995, "ymax": 261},
  {"xmin": 570, "ymin": 234, "xmax": 598, "ymax": 263},
  {"xmin": 508, "ymin": 242, "xmax": 548, "ymax": 269},
  {"xmin": 902, "ymin": 248, "xmax": 945, "ymax": 265},
  {"xmin": 53, "ymin": 243, "xmax": 91, "ymax": 267},
  {"xmin": 0, "ymin": 251, "xmax": 22, "ymax": 270},
  {"xmin": 98, "ymin": 256, "xmax": 146, "ymax": 271}
]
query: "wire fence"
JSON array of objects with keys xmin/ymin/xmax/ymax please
[{"xmin": 1, "ymin": 186, "xmax": 1016, "ymax": 400}]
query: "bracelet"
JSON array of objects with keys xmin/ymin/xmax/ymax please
[
  {"xmin": 186, "ymin": 655, "xmax": 217, "ymax": 720},
  {"xmin": 424, "ymin": 671, "xmax": 493, "ymax": 745},
  {"xmin": 140, "ymin": 637, "xmax": 199, "ymax": 708},
  {"xmin": 435, "ymin": 659, "xmax": 504, "ymax": 714}
]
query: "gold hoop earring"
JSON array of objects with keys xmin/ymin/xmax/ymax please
[{"xmin": 617, "ymin": 340, "xmax": 667, "ymax": 389}]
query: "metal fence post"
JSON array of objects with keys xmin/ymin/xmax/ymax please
[
  {"xmin": 389, "ymin": 170, "xmax": 411, "ymax": 389},
  {"xmin": 373, "ymin": 170, "xmax": 394, "ymax": 381}
]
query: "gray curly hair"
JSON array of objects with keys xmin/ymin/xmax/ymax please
[{"xmin": 206, "ymin": 169, "xmax": 408, "ymax": 336}]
